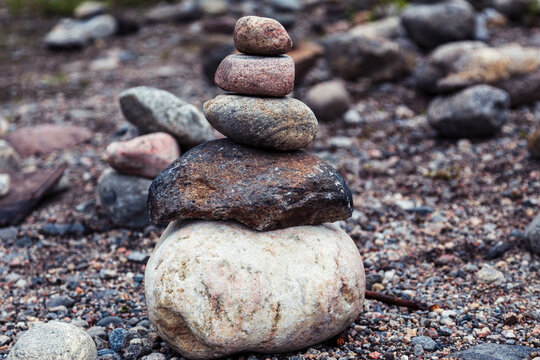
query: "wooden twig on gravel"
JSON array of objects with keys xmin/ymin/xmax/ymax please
[{"xmin": 365, "ymin": 290, "xmax": 431, "ymax": 311}]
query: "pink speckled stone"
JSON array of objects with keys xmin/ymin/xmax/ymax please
[
  {"xmin": 214, "ymin": 54, "xmax": 295, "ymax": 97},
  {"xmin": 234, "ymin": 16, "xmax": 292, "ymax": 55},
  {"xmin": 106, "ymin": 132, "xmax": 180, "ymax": 179}
]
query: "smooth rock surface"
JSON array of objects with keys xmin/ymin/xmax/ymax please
[
  {"xmin": 203, "ymin": 95, "xmax": 317, "ymax": 150},
  {"xmin": 523, "ymin": 213, "xmax": 540, "ymax": 255},
  {"xmin": 233, "ymin": 16, "xmax": 292, "ymax": 55},
  {"xmin": 304, "ymin": 80, "xmax": 351, "ymax": 122},
  {"xmin": 147, "ymin": 139, "xmax": 353, "ymax": 231},
  {"xmin": 145, "ymin": 220, "xmax": 365, "ymax": 359},
  {"xmin": 415, "ymin": 41, "xmax": 540, "ymax": 105},
  {"xmin": 215, "ymin": 54, "xmax": 294, "ymax": 97},
  {"xmin": 45, "ymin": 15, "xmax": 117, "ymax": 49},
  {"xmin": 7, "ymin": 321, "xmax": 97, "ymax": 360},
  {"xmin": 427, "ymin": 85, "xmax": 509, "ymax": 138},
  {"xmin": 5, "ymin": 124, "xmax": 92, "ymax": 156},
  {"xmin": 0, "ymin": 140, "xmax": 21, "ymax": 173},
  {"xmin": 97, "ymin": 168, "xmax": 152, "ymax": 228},
  {"xmin": 322, "ymin": 31, "xmax": 414, "ymax": 81},
  {"xmin": 401, "ymin": 0, "xmax": 476, "ymax": 48},
  {"xmin": 446, "ymin": 343, "xmax": 538, "ymax": 359},
  {"xmin": 106, "ymin": 132, "xmax": 179, "ymax": 179},
  {"xmin": 529, "ymin": 128, "xmax": 540, "ymax": 158},
  {"xmin": 119, "ymin": 86, "xmax": 213, "ymax": 148}
]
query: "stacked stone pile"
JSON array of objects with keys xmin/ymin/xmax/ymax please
[
  {"xmin": 98, "ymin": 132, "xmax": 179, "ymax": 229},
  {"xmin": 144, "ymin": 16, "xmax": 366, "ymax": 359},
  {"xmin": 97, "ymin": 86, "xmax": 214, "ymax": 229}
]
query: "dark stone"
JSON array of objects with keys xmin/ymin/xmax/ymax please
[
  {"xmin": 486, "ymin": 240, "xmax": 515, "ymax": 259},
  {"xmin": 523, "ymin": 214, "xmax": 540, "ymax": 255},
  {"xmin": 322, "ymin": 31, "xmax": 413, "ymax": 81},
  {"xmin": 40, "ymin": 223, "xmax": 85, "ymax": 236},
  {"xmin": 0, "ymin": 226, "xmax": 18, "ymax": 241},
  {"xmin": 46, "ymin": 295, "xmax": 75, "ymax": 309},
  {"xmin": 114, "ymin": 16, "xmax": 139, "ymax": 36},
  {"xmin": 0, "ymin": 166, "xmax": 65, "ymax": 226},
  {"xmin": 401, "ymin": 0, "xmax": 476, "ymax": 48},
  {"xmin": 97, "ymin": 168, "xmax": 152, "ymax": 229},
  {"xmin": 108, "ymin": 328, "xmax": 127, "ymax": 352},
  {"xmin": 98, "ymin": 348, "xmax": 122, "ymax": 360},
  {"xmin": 121, "ymin": 330, "xmax": 140, "ymax": 349},
  {"xmin": 427, "ymin": 85, "xmax": 509, "ymax": 138},
  {"xmin": 446, "ymin": 343, "xmax": 538, "ymax": 359},
  {"xmin": 97, "ymin": 316, "xmax": 123, "ymax": 327},
  {"xmin": 123, "ymin": 344, "xmax": 149, "ymax": 360},
  {"xmin": 407, "ymin": 206, "xmax": 434, "ymax": 216},
  {"xmin": 148, "ymin": 139, "xmax": 353, "ymax": 231},
  {"xmin": 201, "ymin": 37, "xmax": 234, "ymax": 83}
]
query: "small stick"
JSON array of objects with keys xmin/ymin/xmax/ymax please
[{"xmin": 365, "ymin": 290, "xmax": 431, "ymax": 311}]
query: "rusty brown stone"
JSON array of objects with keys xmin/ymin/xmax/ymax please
[
  {"xmin": 214, "ymin": 54, "xmax": 294, "ymax": 97},
  {"xmin": 233, "ymin": 16, "xmax": 292, "ymax": 55},
  {"xmin": 147, "ymin": 139, "xmax": 353, "ymax": 231}
]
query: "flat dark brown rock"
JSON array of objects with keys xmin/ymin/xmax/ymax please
[
  {"xmin": 147, "ymin": 139, "xmax": 353, "ymax": 231},
  {"xmin": 0, "ymin": 166, "xmax": 65, "ymax": 226}
]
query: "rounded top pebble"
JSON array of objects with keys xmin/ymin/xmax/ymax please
[{"xmin": 233, "ymin": 15, "xmax": 293, "ymax": 56}]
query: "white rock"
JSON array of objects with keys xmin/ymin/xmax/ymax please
[
  {"xmin": 7, "ymin": 321, "xmax": 97, "ymax": 360},
  {"xmin": 145, "ymin": 220, "xmax": 365, "ymax": 359},
  {"xmin": 45, "ymin": 15, "xmax": 117, "ymax": 49},
  {"xmin": 477, "ymin": 264, "xmax": 504, "ymax": 285}
]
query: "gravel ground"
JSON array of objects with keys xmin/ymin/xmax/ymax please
[{"xmin": 0, "ymin": 2, "xmax": 539, "ymax": 360}]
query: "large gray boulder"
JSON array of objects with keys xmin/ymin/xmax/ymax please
[{"xmin": 145, "ymin": 220, "xmax": 365, "ymax": 359}]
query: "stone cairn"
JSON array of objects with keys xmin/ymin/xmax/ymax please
[{"xmin": 145, "ymin": 16, "xmax": 366, "ymax": 359}]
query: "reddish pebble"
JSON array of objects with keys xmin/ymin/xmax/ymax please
[
  {"xmin": 233, "ymin": 15, "xmax": 293, "ymax": 55},
  {"xmin": 369, "ymin": 351, "xmax": 382, "ymax": 359},
  {"xmin": 106, "ymin": 132, "xmax": 179, "ymax": 179},
  {"xmin": 215, "ymin": 54, "xmax": 295, "ymax": 97},
  {"xmin": 6, "ymin": 124, "xmax": 92, "ymax": 156}
]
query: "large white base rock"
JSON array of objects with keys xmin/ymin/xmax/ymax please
[{"xmin": 145, "ymin": 220, "xmax": 365, "ymax": 359}]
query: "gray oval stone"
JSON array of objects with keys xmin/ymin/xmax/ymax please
[
  {"xmin": 119, "ymin": 86, "xmax": 213, "ymax": 149},
  {"xmin": 8, "ymin": 321, "xmax": 97, "ymax": 360},
  {"xmin": 427, "ymin": 84, "xmax": 509, "ymax": 138},
  {"xmin": 145, "ymin": 220, "xmax": 365, "ymax": 359},
  {"xmin": 203, "ymin": 95, "xmax": 318, "ymax": 150}
]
